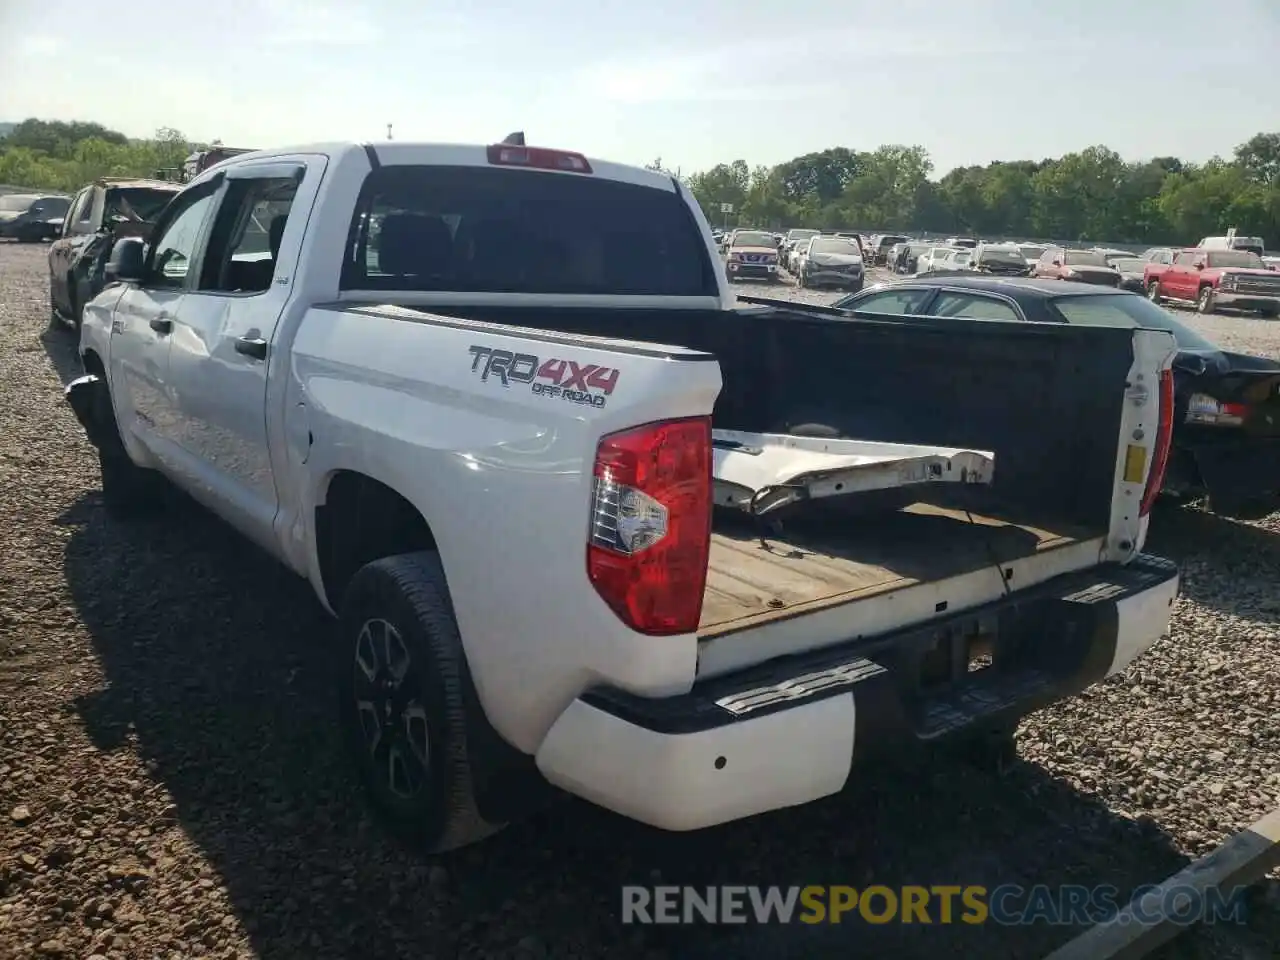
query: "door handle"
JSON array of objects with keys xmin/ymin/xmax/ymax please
[
  {"xmin": 149, "ymin": 315, "xmax": 172, "ymax": 334},
  {"xmin": 235, "ymin": 336, "xmax": 268, "ymax": 361}
]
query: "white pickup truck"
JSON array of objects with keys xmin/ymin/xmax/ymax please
[{"xmin": 65, "ymin": 138, "xmax": 1181, "ymax": 852}]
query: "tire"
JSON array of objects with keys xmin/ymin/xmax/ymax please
[
  {"xmin": 1196, "ymin": 285, "xmax": 1215, "ymax": 315},
  {"xmin": 846, "ymin": 281, "xmax": 864, "ymax": 294},
  {"xmin": 92, "ymin": 381, "xmax": 166, "ymax": 518},
  {"xmin": 1146, "ymin": 281, "xmax": 1163, "ymax": 304},
  {"xmin": 99, "ymin": 449, "xmax": 167, "ymax": 518},
  {"xmin": 67, "ymin": 274, "xmax": 84, "ymax": 331},
  {"xmin": 959, "ymin": 721, "xmax": 1019, "ymax": 776},
  {"xmin": 338, "ymin": 551, "xmax": 502, "ymax": 853},
  {"xmin": 1259, "ymin": 307, "xmax": 1278, "ymax": 319}
]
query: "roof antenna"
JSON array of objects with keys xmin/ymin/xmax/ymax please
[{"xmin": 502, "ymin": 131, "xmax": 525, "ymax": 146}]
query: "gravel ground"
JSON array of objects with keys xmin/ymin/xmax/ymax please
[{"xmin": 1, "ymin": 242, "xmax": 1278, "ymax": 960}]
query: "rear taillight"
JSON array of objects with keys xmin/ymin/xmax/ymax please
[
  {"xmin": 1139, "ymin": 368, "xmax": 1175, "ymax": 517},
  {"xmin": 486, "ymin": 144, "xmax": 592, "ymax": 173},
  {"xmin": 587, "ymin": 418, "xmax": 712, "ymax": 636},
  {"xmin": 1185, "ymin": 392, "xmax": 1247, "ymax": 427}
]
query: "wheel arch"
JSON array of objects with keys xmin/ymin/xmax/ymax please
[{"xmin": 315, "ymin": 468, "xmax": 557, "ymax": 825}]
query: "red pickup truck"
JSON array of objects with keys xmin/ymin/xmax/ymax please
[{"xmin": 1146, "ymin": 249, "xmax": 1280, "ymax": 317}]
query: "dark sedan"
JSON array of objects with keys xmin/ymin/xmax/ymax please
[
  {"xmin": 0, "ymin": 194, "xmax": 71, "ymax": 242},
  {"xmin": 829, "ymin": 276, "xmax": 1280, "ymax": 518},
  {"xmin": 1108, "ymin": 256, "xmax": 1148, "ymax": 293}
]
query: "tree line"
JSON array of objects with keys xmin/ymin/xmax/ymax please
[
  {"xmin": 650, "ymin": 132, "xmax": 1280, "ymax": 245},
  {"xmin": 0, "ymin": 119, "xmax": 197, "ymax": 194},
  {"xmin": 4, "ymin": 118, "xmax": 1277, "ymax": 246}
]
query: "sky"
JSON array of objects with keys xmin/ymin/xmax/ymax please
[{"xmin": 2, "ymin": 0, "xmax": 1279, "ymax": 178}]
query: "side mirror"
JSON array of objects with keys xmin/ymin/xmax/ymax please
[
  {"xmin": 1193, "ymin": 261, "xmax": 1205, "ymax": 270},
  {"xmin": 1051, "ymin": 260, "xmax": 1062, "ymax": 268},
  {"xmin": 104, "ymin": 237, "xmax": 147, "ymax": 284}
]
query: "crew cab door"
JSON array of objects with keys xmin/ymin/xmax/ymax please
[
  {"xmin": 1166, "ymin": 250, "xmax": 1198, "ymax": 299},
  {"xmin": 155, "ymin": 156, "xmax": 325, "ymax": 554},
  {"xmin": 108, "ymin": 180, "xmax": 220, "ymax": 459}
]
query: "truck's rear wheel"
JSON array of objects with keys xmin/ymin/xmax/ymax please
[
  {"xmin": 960, "ymin": 720, "xmax": 1020, "ymax": 776},
  {"xmin": 338, "ymin": 551, "xmax": 502, "ymax": 852}
]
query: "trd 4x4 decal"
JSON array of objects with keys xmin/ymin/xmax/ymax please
[{"xmin": 468, "ymin": 345, "xmax": 620, "ymax": 409}]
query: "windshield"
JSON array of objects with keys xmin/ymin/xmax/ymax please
[
  {"xmin": 1019, "ymin": 245, "xmax": 1046, "ymax": 259},
  {"xmin": 1049, "ymin": 294, "xmax": 1218, "ymax": 353},
  {"xmin": 1064, "ymin": 251, "xmax": 1109, "ymax": 267},
  {"xmin": 810, "ymin": 238, "xmax": 860, "ymax": 255},
  {"xmin": 0, "ymin": 195, "xmax": 36, "ymax": 212},
  {"xmin": 1110, "ymin": 258, "xmax": 1146, "ymax": 273},
  {"xmin": 1208, "ymin": 251, "xmax": 1265, "ymax": 269},
  {"xmin": 732, "ymin": 231, "xmax": 775, "ymax": 247},
  {"xmin": 787, "ymin": 229, "xmax": 819, "ymax": 240},
  {"xmin": 978, "ymin": 247, "xmax": 1024, "ymax": 263}
]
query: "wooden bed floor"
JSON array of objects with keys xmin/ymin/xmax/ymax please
[{"xmin": 700, "ymin": 503, "xmax": 1099, "ymax": 638}]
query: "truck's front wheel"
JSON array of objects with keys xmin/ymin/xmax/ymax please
[
  {"xmin": 338, "ymin": 552, "xmax": 502, "ymax": 853},
  {"xmin": 91, "ymin": 382, "xmax": 167, "ymax": 519}
]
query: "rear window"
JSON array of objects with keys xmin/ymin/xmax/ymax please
[
  {"xmin": 1048, "ymin": 294, "xmax": 1217, "ymax": 353},
  {"xmin": 978, "ymin": 247, "xmax": 1024, "ymax": 263},
  {"xmin": 341, "ymin": 165, "xmax": 716, "ymax": 296},
  {"xmin": 1064, "ymin": 251, "xmax": 1109, "ymax": 267}
]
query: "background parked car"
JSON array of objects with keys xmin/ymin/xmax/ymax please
[
  {"xmin": 1016, "ymin": 243, "xmax": 1048, "ymax": 269},
  {"xmin": 916, "ymin": 245, "xmax": 960, "ymax": 273},
  {"xmin": 48, "ymin": 177, "xmax": 181, "ymax": 329},
  {"xmin": 723, "ymin": 228, "xmax": 780, "ymax": 283},
  {"xmin": 937, "ymin": 247, "xmax": 974, "ymax": 271},
  {"xmin": 971, "ymin": 243, "xmax": 1030, "ymax": 276},
  {"xmin": 1148, "ymin": 248, "xmax": 1280, "ymax": 317},
  {"xmin": 1108, "ymin": 257, "xmax": 1148, "ymax": 293},
  {"xmin": 1032, "ymin": 247, "xmax": 1121, "ymax": 286},
  {"xmin": 0, "ymin": 194, "xmax": 70, "ymax": 242},
  {"xmin": 795, "ymin": 235, "xmax": 864, "ymax": 290},
  {"xmin": 872, "ymin": 233, "xmax": 909, "ymax": 265},
  {"xmin": 830, "ymin": 275, "xmax": 1280, "ymax": 518}
]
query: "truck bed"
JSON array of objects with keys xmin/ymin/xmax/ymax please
[{"xmin": 700, "ymin": 502, "xmax": 1097, "ymax": 638}]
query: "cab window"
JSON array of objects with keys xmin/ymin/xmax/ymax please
[{"xmin": 930, "ymin": 292, "xmax": 1023, "ymax": 322}]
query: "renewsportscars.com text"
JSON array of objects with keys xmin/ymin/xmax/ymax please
[{"xmin": 621, "ymin": 884, "xmax": 1250, "ymax": 927}]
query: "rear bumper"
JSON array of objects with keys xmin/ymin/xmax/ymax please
[
  {"xmin": 536, "ymin": 554, "xmax": 1178, "ymax": 832},
  {"xmin": 1182, "ymin": 436, "xmax": 1280, "ymax": 516}
]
